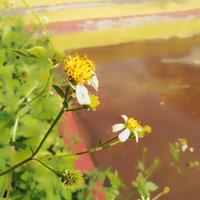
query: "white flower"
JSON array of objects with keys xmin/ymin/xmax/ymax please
[
  {"xmin": 189, "ymin": 147, "xmax": 194, "ymax": 152},
  {"xmin": 75, "ymin": 74, "xmax": 99, "ymax": 106},
  {"xmin": 112, "ymin": 114, "xmax": 141, "ymax": 143}
]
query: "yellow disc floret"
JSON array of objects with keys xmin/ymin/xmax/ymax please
[
  {"xmin": 64, "ymin": 54, "xmax": 95, "ymax": 84},
  {"xmin": 125, "ymin": 117, "xmax": 140, "ymax": 131},
  {"xmin": 142, "ymin": 125, "xmax": 152, "ymax": 134}
]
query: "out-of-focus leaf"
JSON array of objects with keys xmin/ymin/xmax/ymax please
[
  {"xmin": 9, "ymin": 136, "xmax": 28, "ymax": 151},
  {"xmin": 26, "ymin": 46, "xmax": 48, "ymax": 58}
]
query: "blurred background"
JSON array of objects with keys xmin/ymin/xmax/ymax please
[{"xmin": 5, "ymin": 0, "xmax": 200, "ymax": 199}]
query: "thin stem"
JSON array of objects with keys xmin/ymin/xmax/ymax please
[
  {"xmin": 20, "ymin": 0, "xmax": 48, "ymax": 37},
  {"xmin": 20, "ymin": 0, "xmax": 55, "ymax": 58},
  {"xmin": 152, "ymin": 187, "xmax": 170, "ymax": 200},
  {"xmin": 17, "ymin": 82, "xmax": 39, "ymax": 108},
  {"xmin": 6, "ymin": 115, "xmax": 19, "ymax": 199},
  {"xmin": 12, "ymin": 115, "xmax": 19, "ymax": 143},
  {"xmin": 151, "ymin": 192, "xmax": 165, "ymax": 200},
  {"xmin": 39, "ymin": 136, "xmax": 119, "ymax": 160},
  {"xmin": 65, "ymin": 107, "xmax": 84, "ymax": 112},
  {"xmin": 33, "ymin": 158, "xmax": 60, "ymax": 176},
  {"xmin": 32, "ymin": 106, "xmax": 65, "ymax": 157},
  {"xmin": 0, "ymin": 157, "xmax": 32, "ymax": 176}
]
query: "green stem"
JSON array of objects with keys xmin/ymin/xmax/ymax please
[
  {"xmin": 65, "ymin": 107, "xmax": 84, "ymax": 112},
  {"xmin": 20, "ymin": 0, "xmax": 54, "ymax": 58},
  {"xmin": 33, "ymin": 158, "xmax": 61, "ymax": 176},
  {"xmin": 0, "ymin": 157, "xmax": 32, "ymax": 177},
  {"xmin": 151, "ymin": 192, "xmax": 165, "ymax": 200},
  {"xmin": 6, "ymin": 115, "xmax": 19, "ymax": 199},
  {"xmin": 152, "ymin": 187, "xmax": 170, "ymax": 200},
  {"xmin": 40, "ymin": 136, "xmax": 119, "ymax": 160},
  {"xmin": 32, "ymin": 106, "xmax": 65, "ymax": 157},
  {"xmin": 20, "ymin": 0, "xmax": 49, "ymax": 37}
]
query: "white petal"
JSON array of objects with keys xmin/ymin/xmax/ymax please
[
  {"xmin": 121, "ymin": 114, "xmax": 128, "ymax": 122},
  {"xmin": 134, "ymin": 131, "xmax": 139, "ymax": 143},
  {"xmin": 76, "ymin": 84, "xmax": 91, "ymax": 105},
  {"xmin": 118, "ymin": 129, "xmax": 130, "ymax": 142},
  {"xmin": 88, "ymin": 75, "xmax": 99, "ymax": 91},
  {"xmin": 112, "ymin": 123, "xmax": 125, "ymax": 133},
  {"xmin": 181, "ymin": 145, "xmax": 188, "ymax": 152}
]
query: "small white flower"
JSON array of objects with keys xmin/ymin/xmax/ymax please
[
  {"xmin": 189, "ymin": 147, "xmax": 194, "ymax": 152},
  {"xmin": 76, "ymin": 84, "xmax": 91, "ymax": 105},
  {"xmin": 112, "ymin": 114, "xmax": 140, "ymax": 143}
]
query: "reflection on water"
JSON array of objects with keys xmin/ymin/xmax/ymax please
[{"xmin": 74, "ymin": 35, "xmax": 200, "ymax": 199}]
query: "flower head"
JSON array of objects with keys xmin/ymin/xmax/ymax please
[
  {"xmin": 64, "ymin": 54, "xmax": 99, "ymax": 106},
  {"xmin": 112, "ymin": 115, "xmax": 152, "ymax": 143},
  {"xmin": 178, "ymin": 138, "xmax": 188, "ymax": 152},
  {"xmin": 61, "ymin": 169, "xmax": 84, "ymax": 191},
  {"xmin": 64, "ymin": 54, "xmax": 95, "ymax": 84}
]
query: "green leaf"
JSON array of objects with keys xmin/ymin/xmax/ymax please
[
  {"xmin": 53, "ymin": 85, "xmax": 64, "ymax": 98},
  {"xmin": 26, "ymin": 46, "xmax": 48, "ymax": 58},
  {"xmin": 106, "ymin": 170, "xmax": 124, "ymax": 189},
  {"xmin": 9, "ymin": 136, "xmax": 28, "ymax": 151},
  {"xmin": 145, "ymin": 181, "xmax": 158, "ymax": 192},
  {"xmin": 12, "ymin": 49, "xmax": 37, "ymax": 58}
]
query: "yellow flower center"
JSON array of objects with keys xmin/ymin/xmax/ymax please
[
  {"xmin": 125, "ymin": 117, "xmax": 140, "ymax": 131},
  {"xmin": 64, "ymin": 54, "xmax": 95, "ymax": 84},
  {"xmin": 179, "ymin": 138, "xmax": 187, "ymax": 146}
]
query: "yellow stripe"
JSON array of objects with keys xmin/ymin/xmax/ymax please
[
  {"xmin": 15, "ymin": 0, "xmax": 110, "ymax": 8},
  {"xmin": 52, "ymin": 17, "xmax": 200, "ymax": 50},
  {"xmin": 18, "ymin": 0, "xmax": 200, "ymax": 23}
]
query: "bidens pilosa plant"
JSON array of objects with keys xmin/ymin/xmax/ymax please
[
  {"xmin": 0, "ymin": 1, "xmax": 150, "ymax": 199},
  {"xmin": 0, "ymin": 1, "xmax": 199, "ymax": 200}
]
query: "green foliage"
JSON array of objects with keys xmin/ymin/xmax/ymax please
[
  {"xmin": 0, "ymin": 15, "xmax": 66, "ymax": 199},
  {"xmin": 132, "ymin": 148, "xmax": 160, "ymax": 199},
  {"xmin": 0, "ymin": 15, "xmax": 123, "ymax": 200},
  {"xmin": 133, "ymin": 173, "xmax": 158, "ymax": 199},
  {"xmin": 104, "ymin": 170, "xmax": 125, "ymax": 200},
  {"xmin": 70, "ymin": 169, "xmax": 124, "ymax": 200}
]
